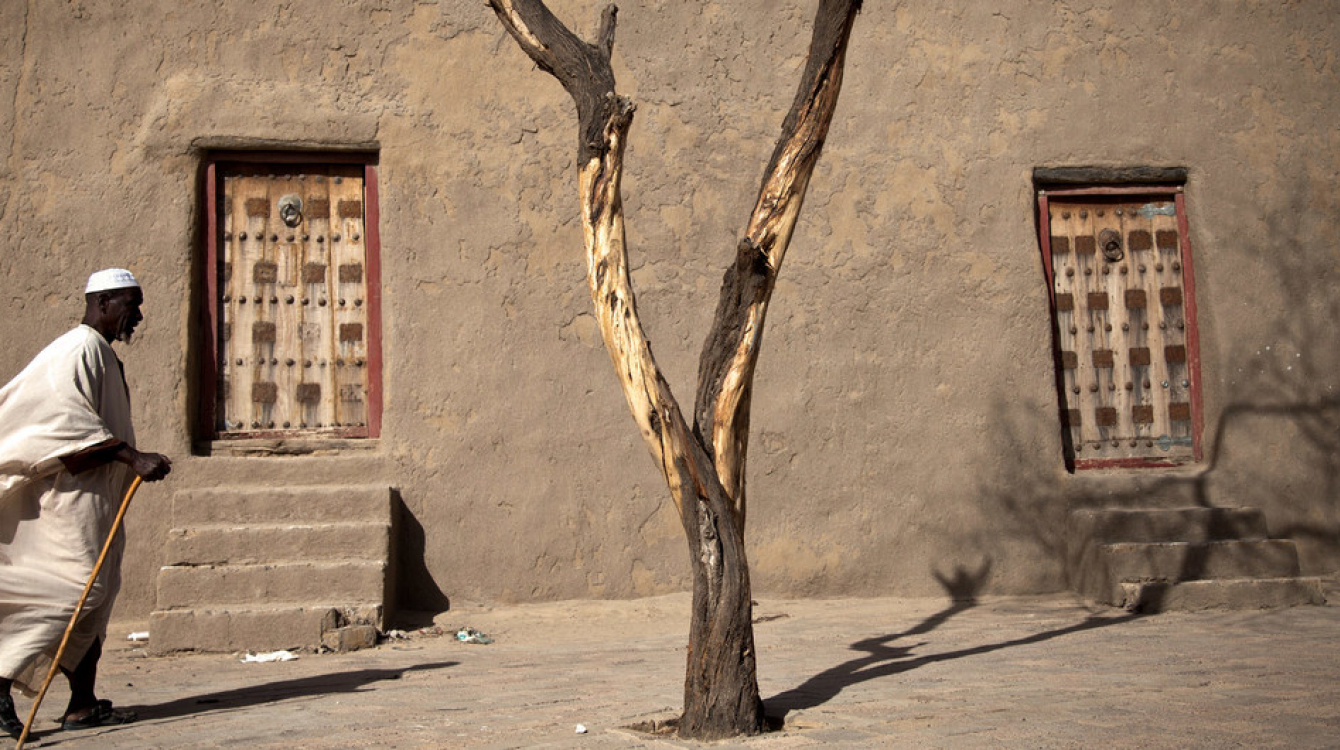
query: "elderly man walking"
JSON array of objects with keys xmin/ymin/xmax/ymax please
[{"xmin": 0, "ymin": 269, "xmax": 172, "ymax": 737}]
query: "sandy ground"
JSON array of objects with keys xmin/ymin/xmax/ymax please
[{"xmin": 9, "ymin": 587, "xmax": 1340, "ymax": 748}]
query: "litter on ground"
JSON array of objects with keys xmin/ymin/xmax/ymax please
[
  {"xmin": 456, "ymin": 627, "xmax": 493, "ymax": 644},
  {"xmin": 241, "ymin": 650, "xmax": 298, "ymax": 663}
]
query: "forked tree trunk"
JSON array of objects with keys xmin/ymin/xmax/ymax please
[{"xmin": 488, "ymin": 0, "xmax": 860, "ymax": 739}]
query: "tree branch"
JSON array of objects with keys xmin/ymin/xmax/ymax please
[
  {"xmin": 596, "ymin": 4, "xmax": 618, "ymax": 59},
  {"xmin": 490, "ymin": 0, "xmax": 708, "ymax": 515},
  {"xmin": 491, "ymin": 0, "xmax": 862, "ymax": 529},
  {"xmin": 695, "ymin": 0, "xmax": 862, "ymax": 526},
  {"xmin": 488, "ymin": 0, "xmax": 622, "ymax": 163}
]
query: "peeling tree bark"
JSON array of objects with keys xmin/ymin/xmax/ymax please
[{"xmin": 488, "ymin": 0, "xmax": 860, "ymax": 739}]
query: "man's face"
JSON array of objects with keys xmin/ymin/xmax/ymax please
[{"xmin": 105, "ymin": 288, "xmax": 144, "ymax": 342}]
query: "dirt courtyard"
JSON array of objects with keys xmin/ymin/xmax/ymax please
[{"xmin": 11, "ymin": 588, "xmax": 1340, "ymax": 748}]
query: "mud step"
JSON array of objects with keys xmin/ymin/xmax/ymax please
[
  {"xmin": 1099, "ymin": 539, "xmax": 1302, "ymax": 583},
  {"xmin": 1120, "ymin": 577, "xmax": 1326, "ymax": 613},
  {"xmin": 153, "ymin": 484, "xmax": 396, "ymax": 654},
  {"xmin": 156, "ymin": 561, "xmax": 387, "ymax": 609},
  {"xmin": 1070, "ymin": 507, "xmax": 1268, "ymax": 545},
  {"xmin": 149, "ymin": 604, "xmax": 383, "ymax": 654},
  {"xmin": 170, "ymin": 485, "xmax": 392, "ymax": 526},
  {"xmin": 164, "ymin": 522, "xmax": 390, "ymax": 566}
]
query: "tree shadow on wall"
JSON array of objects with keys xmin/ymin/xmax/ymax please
[
  {"xmin": 1209, "ymin": 201, "xmax": 1340, "ymax": 553},
  {"xmin": 971, "ymin": 200, "xmax": 1340, "ymax": 594}
]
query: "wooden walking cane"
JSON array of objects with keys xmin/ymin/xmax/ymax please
[{"xmin": 16, "ymin": 475, "xmax": 143, "ymax": 749}]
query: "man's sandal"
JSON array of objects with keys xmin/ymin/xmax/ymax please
[
  {"xmin": 61, "ymin": 699, "xmax": 136, "ymax": 730},
  {"xmin": 1, "ymin": 694, "xmax": 24, "ymax": 739}
]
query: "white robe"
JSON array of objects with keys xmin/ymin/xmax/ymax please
[{"xmin": 0, "ymin": 324, "xmax": 136, "ymax": 691}]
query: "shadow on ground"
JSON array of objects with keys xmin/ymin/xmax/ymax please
[
  {"xmin": 766, "ymin": 559, "xmax": 1137, "ymax": 720},
  {"xmin": 22, "ymin": 661, "xmax": 457, "ymax": 745},
  {"xmin": 765, "ymin": 603, "xmax": 1137, "ymax": 720},
  {"xmin": 130, "ymin": 661, "xmax": 458, "ymax": 722}
]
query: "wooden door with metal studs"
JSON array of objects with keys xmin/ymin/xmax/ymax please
[
  {"xmin": 216, "ymin": 165, "xmax": 372, "ymax": 438},
  {"xmin": 1038, "ymin": 186, "xmax": 1204, "ymax": 469}
]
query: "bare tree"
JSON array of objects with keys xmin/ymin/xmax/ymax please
[{"xmin": 487, "ymin": 0, "xmax": 861, "ymax": 739}]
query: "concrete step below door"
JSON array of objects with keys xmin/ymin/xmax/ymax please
[
  {"xmin": 1069, "ymin": 507, "xmax": 1269, "ymax": 545},
  {"xmin": 1120, "ymin": 577, "xmax": 1326, "ymax": 613},
  {"xmin": 1075, "ymin": 539, "xmax": 1304, "ymax": 603},
  {"xmin": 150, "ymin": 604, "xmax": 384, "ymax": 653},
  {"xmin": 150, "ymin": 485, "xmax": 396, "ymax": 655},
  {"xmin": 157, "ymin": 560, "xmax": 388, "ymax": 609},
  {"xmin": 1101, "ymin": 539, "xmax": 1301, "ymax": 581},
  {"xmin": 165, "ymin": 522, "xmax": 390, "ymax": 566},
  {"xmin": 1067, "ymin": 505, "xmax": 1325, "ymax": 612},
  {"xmin": 169, "ymin": 485, "xmax": 392, "ymax": 525}
]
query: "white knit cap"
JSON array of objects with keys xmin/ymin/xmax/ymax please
[{"xmin": 85, "ymin": 268, "xmax": 141, "ymax": 293}]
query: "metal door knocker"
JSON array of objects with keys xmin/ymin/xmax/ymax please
[
  {"xmin": 1099, "ymin": 228, "xmax": 1124, "ymax": 262},
  {"xmin": 279, "ymin": 195, "xmax": 304, "ymax": 228}
]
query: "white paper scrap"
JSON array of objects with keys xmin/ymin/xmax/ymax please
[{"xmin": 242, "ymin": 650, "xmax": 298, "ymax": 663}]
